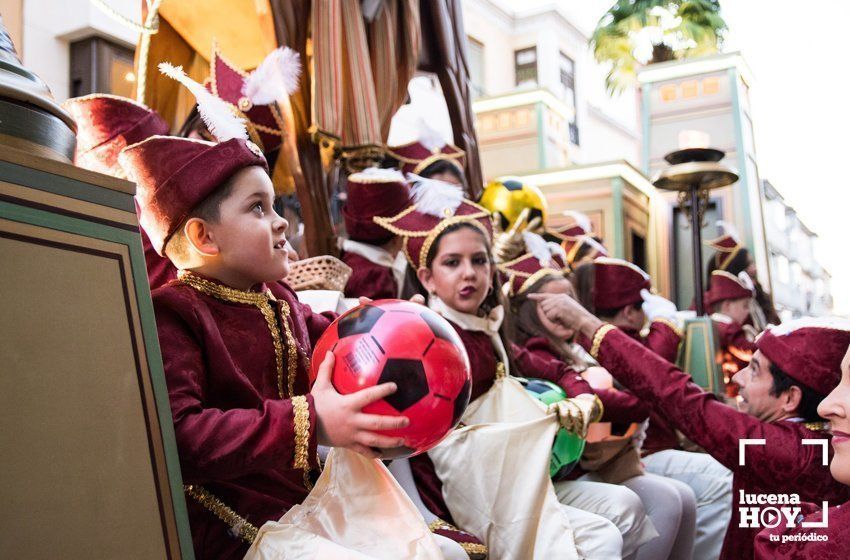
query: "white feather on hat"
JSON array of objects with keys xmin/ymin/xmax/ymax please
[
  {"xmin": 349, "ymin": 167, "xmax": 406, "ymax": 183},
  {"xmin": 416, "ymin": 118, "xmax": 449, "ymax": 153},
  {"xmin": 242, "ymin": 47, "xmax": 302, "ymax": 106},
  {"xmin": 407, "ymin": 173, "xmax": 464, "ymax": 218},
  {"xmin": 159, "ymin": 62, "xmax": 248, "ymax": 143},
  {"xmin": 522, "ymin": 231, "xmax": 553, "ymax": 266}
]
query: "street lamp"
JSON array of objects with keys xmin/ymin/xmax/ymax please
[{"xmin": 652, "ymin": 147, "xmax": 738, "ymax": 315}]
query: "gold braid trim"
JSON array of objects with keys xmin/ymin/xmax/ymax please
[
  {"xmin": 184, "ymin": 484, "xmax": 258, "ymax": 544},
  {"xmin": 178, "ymin": 271, "xmax": 287, "ymax": 398},
  {"xmin": 652, "ymin": 317, "xmax": 683, "ymax": 339},
  {"xmin": 292, "ymin": 395, "xmax": 311, "ymax": 471},
  {"xmin": 278, "ymin": 300, "xmax": 300, "ymax": 398},
  {"xmin": 805, "ymin": 422, "xmax": 829, "ymax": 432},
  {"xmin": 428, "ymin": 519, "xmax": 488, "ymax": 558},
  {"xmin": 590, "ymin": 324, "xmax": 617, "ymax": 360}
]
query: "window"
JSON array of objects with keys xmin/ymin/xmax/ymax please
[
  {"xmin": 514, "ymin": 47, "xmax": 538, "ymax": 88},
  {"xmin": 559, "ymin": 52, "xmax": 579, "ymax": 145},
  {"xmin": 774, "ymin": 254, "xmax": 790, "ymax": 284},
  {"xmin": 660, "ymin": 84, "xmax": 677, "ymax": 102},
  {"xmin": 69, "ymin": 37, "xmax": 136, "ymax": 98},
  {"xmin": 466, "ymin": 36, "xmax": 485, "ymax": 98}
]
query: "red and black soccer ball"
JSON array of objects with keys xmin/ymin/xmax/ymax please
[{"xmin": 310, "ymin": 299, "xmax": 472, "ymax": 459}]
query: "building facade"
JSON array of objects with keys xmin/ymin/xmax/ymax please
[
  {"xmin": 762, "ymin": 180, "xmax": 833, "ymax": 320},
  {"xmin": 1, "ymin": 0, "xmax": 140, "ymax": 103}
]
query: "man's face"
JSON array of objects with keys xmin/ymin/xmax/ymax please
[
  {"xmin": 732, "ymin": 350, "xmax": 788, "ymax": 422},
  {"xmin": 208, "ymin": 166, "xmax": 290, "ymax": 288}
]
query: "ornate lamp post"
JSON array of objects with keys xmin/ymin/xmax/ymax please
[{"xmin": 652, "ymin": 147, "xmax": 738, "ymax": 315}]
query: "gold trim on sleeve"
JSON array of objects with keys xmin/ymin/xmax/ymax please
[
  {"xmin": 427, "ymin": 519, "xmax": 488, "ymax": 558},
  {"xmin": 590, "ymin": 324, "xmax": 617, "ymax": 360},
  {"xmin": 652, "ymin": 317, "xmax": 683, "ymax": 339},
  {"xmin": 184, "ymin": 484, "xmax": 259, "ymax": 544},
  {"xmin": 292, "ymin": 395, "xmax": 311, "ymax": 471}
]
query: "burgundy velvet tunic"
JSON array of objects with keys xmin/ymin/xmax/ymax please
[
  {"xmin": 584, "ymin": 327, "xmax": 850, "ymax": 560},
  {"xmin": 342, "ymin": 251, "xmax": 398, "ymax": 300},
  {"xmin": 153, "ymin": 275, "xmax": 332, "ymax": 559},
  {"xmin": 754, "ymin": 501, "xmax": 850, "ymax": 559},
  {"xmin": 410, "ymin": 320, "xmax": 595, "ymax": 523},
  {"xmin": 522, "ymin": 336, "xmax": 649, "ymax": 425},
  {"xmin": 622, "ymin": 321, "xmax": 683, "ymax": 455}
]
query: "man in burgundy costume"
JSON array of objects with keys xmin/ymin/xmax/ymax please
[{"xmin": 533, "ymin": 290, "xmax": 850, "ymax": 559}]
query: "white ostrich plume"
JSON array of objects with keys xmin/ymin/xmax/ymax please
[
  {"xmin": 349, "ymin": 167, "xmax": 406, "ymax": 183},
  {"xmin": 407, "ymin": 173, "xmax": 464, "ymax": 218},
  {"xmin": 242, "ymin": 47, "xmax": 302, "ymax": 106},
  {"xmin": 159, "ymin": 62, "xmax": 248, "ymax": 142},
  {"xmin": 416, "ymin": 118, "xmax": 449, "ymax": 153},
  {"xmin": 522, "ymin": 231, "xmax": 552, "ymax": 265}
]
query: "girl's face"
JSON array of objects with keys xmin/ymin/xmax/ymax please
[
  {"xmin": 418, "ymin": 227, "xmax": 492, "ymax": 315},
  {"xmin": 535, "ymin": 277, "xmax": 577, "ymax": 341},
  {"xmin": 817, "ymin": 347, "xmax": 850, "ymax": 486}
]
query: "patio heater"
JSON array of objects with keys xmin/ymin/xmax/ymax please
[{"xmin": 651, "ymin": 147, "xmax": 738, "ymax": 396}]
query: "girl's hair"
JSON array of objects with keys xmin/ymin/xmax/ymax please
[
  {"xmin": 571, "ymin": 261, "xmax": 597, "ymax": 315},
  {"xmin": 419, "ymin": 159, "xmax": 466, "ymax": 189},
  {"xmin": 507, "ymin": 274, "xmax": 579, "ymax": 366}
]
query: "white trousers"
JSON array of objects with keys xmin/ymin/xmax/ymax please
[
  {"xmin": 642, "ymin": 450, "xmax": 733, "ymax": 560},
  {"xmin": 554, "ymin": 479, "xmax": 659, "ymax": 558}
]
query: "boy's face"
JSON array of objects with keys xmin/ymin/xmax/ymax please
[
  {"xmin": 722, "ymin": 297, "xmax": 751, "ymax": 325},
  {"xmin": 209, "ymin": 166, "xmax": 290, "ymax": 287}
]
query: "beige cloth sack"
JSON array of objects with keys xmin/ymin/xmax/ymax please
[
  {"xmin": 245, "ymin": 448, "xmax": 443, "ymax": 560},
  {"xmin": 427, "ymin": 375, "xmax": 580, "ymax": 560}
]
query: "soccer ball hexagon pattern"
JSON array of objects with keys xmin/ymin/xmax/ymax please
[{"xmin": 310, "ymin": 299, "xmax": 472, "ymax": 459}]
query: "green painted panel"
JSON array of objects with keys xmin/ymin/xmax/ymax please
[
  {"xmin": 678, "ymin": 315, "xmax": 724, "ymax": 397},
  {"xmin": 0, "ymin": 199, "xmax": 194, "ymax": 559},
  {"xmin": 0, "ymin": 160, "xmax": 136, "ymax": 212}
]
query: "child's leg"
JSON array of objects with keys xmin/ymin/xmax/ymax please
[
  {"xmin": 642, "ymin": 449, "xmax": 732, "ymax": 559},
  {"xmin": 621, "ymin": 473, "xmax": 695, "ymax": 560},
  {"xmin": 554, "ymin": 478, "xmax": 658, "ymax": 558},
  {"xmin": 559, "ymin": 503, "xmax": 625, "ymax": 560}
]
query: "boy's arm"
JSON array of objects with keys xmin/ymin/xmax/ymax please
[{"xmin": 156, "ymin": 299, "xmax": 318, "ymax": 482}]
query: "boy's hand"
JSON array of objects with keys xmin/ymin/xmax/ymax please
[
  {"xmin": 311, "ymin": 352, "xmax": 410, "ymax": 459},
  {"xmin": 528, "ymin": 292, "xmax": 602, "ymax": 338}
]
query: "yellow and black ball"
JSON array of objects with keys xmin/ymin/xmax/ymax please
[{"xmin": 479, "ymin": 176, "xmax": 548, "ymax": 230}]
